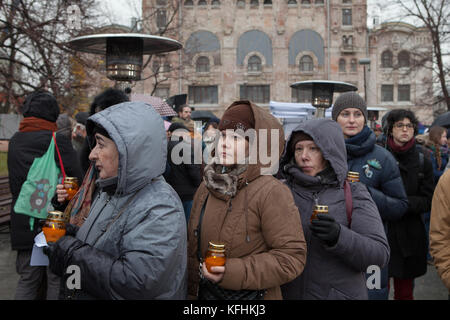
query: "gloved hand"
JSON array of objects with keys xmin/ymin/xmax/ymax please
[
  {"xmin": 310, "ymin": 214, "xmax": 341, "ymax": 247},
  {"xmin": 65, "ymin": 223, "xmax": 79, "ymax": 237},
  {"xmin": 43, "ymin": 236, "xmax": 85, "ymax": 277}
]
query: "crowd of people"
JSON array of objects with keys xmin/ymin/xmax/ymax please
[{"xmin": 7, "ymin": 88, "xmax": 450, "ymax": 300}]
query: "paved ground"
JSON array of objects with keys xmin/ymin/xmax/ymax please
[{"xmin": 0, "ymin": 224, "xmax": 448, "ymax": 300}]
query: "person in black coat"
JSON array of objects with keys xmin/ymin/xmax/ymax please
[
  {"xmin": 163, "ymin": 122, "xmax": 201, "ymax": 221},
  {"xmin": 7, "ymin": 90, "xmax": 82, "ymax": 299},
  {"xmin": 384, "ymin": 109, "xmax": 434, "ymax": 300}
]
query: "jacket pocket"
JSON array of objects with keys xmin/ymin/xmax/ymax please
[{"xmin": 326, "ymin": 287, "xmax": 355, "ymax": 300}]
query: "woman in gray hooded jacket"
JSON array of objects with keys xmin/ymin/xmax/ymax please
[
  {"xmin": 279, "ymin": 119, "xmax": 389, "ymax": 300},
  {"xmin": 44, "ymin": 101, "xmax": 187, "ymax": 299}
]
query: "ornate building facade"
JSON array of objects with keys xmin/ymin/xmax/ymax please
[{"xmin": 138, "ymin": 0, "xmax": 433, "ymax": 123}]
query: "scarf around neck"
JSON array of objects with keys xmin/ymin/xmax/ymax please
[
  {"xmin": 387, "ymin": 136, "xmax": 415, "ymax": 154},
  {"xmin": 19, "ymin": 116, "xmax": 58, "ymax": 133},
  {"xmin": 203, "ymin": 159, "xmax": 248, "ymax": 198}
]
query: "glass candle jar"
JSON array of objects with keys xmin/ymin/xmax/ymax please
[
  {"xmin": 347, "ymin": 171, "xmax": 360, "ymax": 183},
  {"xmin": 42, "ymin": 211, "xmax": 67, "ymax": 243},
  {"xmin": 64, "ymin": 177, "xmax": 79, "ymax": 201},
  {"xmin": 205, "ymin": 242, "xmax": 226, "ymax": 273},
  {"xmin": 310, "ymin": 205, "xmax": 329, "ymax": 223}
]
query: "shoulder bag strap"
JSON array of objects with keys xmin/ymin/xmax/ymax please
[
  {"xmin": 52, "ymin": 132, "xmax": 66, "ymax": 182},
  {"xmin": 195, "ymin": 194, "xmax": 209, "ymax": 262},
  {"xmin": 344, "ymin": 180, "xmax": 353, "ymax": 228}
]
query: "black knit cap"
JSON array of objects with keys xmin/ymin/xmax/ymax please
[
  {"xmin": 331, "ymin": 92, "xmax": 368, "ymax": 123},
  {"xmin": 22, "ymin": 90, "xmax": 59, "ymax": 122}
]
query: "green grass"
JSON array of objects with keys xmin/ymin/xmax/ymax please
[{"xmin": 0, "ymin": 152, "xmax": 8, "ymax": 176}]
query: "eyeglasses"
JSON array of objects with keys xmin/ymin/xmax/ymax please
[{"xmin": 394, "ymin": 123, "xmax": 415, "ymax": 130}]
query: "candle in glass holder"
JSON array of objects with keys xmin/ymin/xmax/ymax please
[
  {"xmin": 205, "ymin": 242, "xmax": 226, "ymax": 273},
  {"xmin": 64, "ymin": 177, "xmax": 79, "ymax": 201},
  {"xmin": 42, "ymin": 211, "xmax": 67, "ymax": 242}
]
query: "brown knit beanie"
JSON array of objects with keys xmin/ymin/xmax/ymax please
[
  {"xmin": 289, "ymin": 131, "xmax": 313, "ymax": 153},
  {"xmin": 331, "ymin": 92, "xmax": 367, "ymax": 122},
  {"xmin": 218, "ymin": 103, "xmax": 255, "ymax": 132}
]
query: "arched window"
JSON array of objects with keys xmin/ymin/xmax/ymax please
[
  {"xmin": 184, "ymin": 0, "xmax": 194, "ymax": 6},
  {"xmin": 250, "ymin": 0, "xmax": 259, "ymax": 6},
  {"xmin": 156, "ymin": 0, "xmax": 167, "ymax": 5},
  {"xmin": 381, "ymin": 50, "xmax": 393, "ymax": 68},
  {"xmin": 196, "ymin": 56, "xmax": 210, "ymax": 72},
  {"xmin": 264, "ymin": 0, "xmax": 272, "ymax": 4},
  {"xmin": 301, "ymin": 0, "xmax": 311, "ymax": 4},
  {"xmin": 398, "ymin": 50, "xmax": 410, "ymax": 67},
  {"xmin": 339, "ymin": 58, "xmax": 346, "ymax": 72},
  {"xmin": 350, "ymin": 58, "xmax": 357, "ymax": 72},
  {"xmin": 212, "ymin": 0, "xmax": 221, "ymax": 6},
  {"xmin": 248, "ymin": 55, "xmax": 262, "ymax": 71},
  {"xmin": 299, "ymin": 55, "xmax": 313, "ymax": 72},
  {"xmin": 315, "ymin": 0, "xmax": 324, "ymax": 4},
  {"xmin": 237, "ymin": 0, "xmax": 245, "ymax": 7},
  {"xmin": 288, "ymin": 0, "xmax": 297, "ymax": 4},
  {"xmin": 198, "ymin": 0, "xmax": 207, "ymax": 5}
]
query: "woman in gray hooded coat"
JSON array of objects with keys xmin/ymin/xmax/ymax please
[
  {"xmin": 44, "ymin": 101, "xmax": 187, "ymax": 299},
  {"xmin": 279, "ymin": 119, "xmax": 389, "ymax": 300}
]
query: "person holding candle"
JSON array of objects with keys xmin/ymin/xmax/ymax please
[
  {"xmin": 44, "ymin": 101, "xmax": 187, "ymax": 299},
  {"xmin": 187, "ymin": 100, "xmax": 307, "ymax": 300},
  {"xmin": 278, "ymin": 118, "xmax": 389, "ymax": 300}
]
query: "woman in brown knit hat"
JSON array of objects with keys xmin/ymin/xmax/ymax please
[{"xmin": 187, "ymin": 100, "xmax": 307, "ymax": 300}]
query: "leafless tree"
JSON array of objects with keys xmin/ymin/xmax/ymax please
[
  {"xmin": 387, "ymin": 0, "xmax": 450, "ymax": 112},
  {"xmin": 0, "ymin": 0, "xmax": 100, "ymax": 114}
]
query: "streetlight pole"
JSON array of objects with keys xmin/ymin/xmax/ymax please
[{"xmin": 359, "ymin": 58, "xmax": 371, "ymax": 103}]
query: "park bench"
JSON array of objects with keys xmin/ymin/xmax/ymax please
[{"xmin": 0, "ymin": 175, "xmax": 12, "ymax": 226}]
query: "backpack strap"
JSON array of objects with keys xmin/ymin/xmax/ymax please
[{"xmin": 344, "ymin": 180, "xmax": 353, "ymax": 228}]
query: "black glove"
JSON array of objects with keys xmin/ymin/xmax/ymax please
[
  {"xmin": 65, "ymin": 223, "xmax": 79, "ymax": 237},
  {"xmin": 43, "ymin": 236, "xmax": 86, "ymax": 277},
  {"xmin": 310, "ymin": 214, "xmax": 341, "ymax": 247}
]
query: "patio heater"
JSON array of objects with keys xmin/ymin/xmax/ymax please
[
  {"xmin": 290, "ymin": 80, "xmax": 357, "ymax": 118},
  {"xmin": 67, "ymin": 33, "xmax": 182, "ymax": 90}
]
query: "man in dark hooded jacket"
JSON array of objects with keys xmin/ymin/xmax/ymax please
[{"xmin": 8, "ymin": 90, "xmax": 82, "ymax": 299}]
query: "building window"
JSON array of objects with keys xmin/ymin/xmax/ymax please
[
  {"xmin": 299, "ymin": 55, "xmax": 314, "ymax": 72},
  {"xmin": 398, "ymin": 50, "xmax": 410, "ymax": 68},
  {"xmin": 301, "ymin": 0, "xmax": 311, "ymax": 4},
  {"xmin": 381, "ymin": 50, "xmax": 393, "ymax": 68},
  {"xmin": 288, "ymin": 0, "xmax": 297, "ymax": 5},
  {"xmin": 184, "ymin": 0, "xmax": 194, "ymax": 6},
  {"xmin": 196, "ymin": 56, "xmax": 210, "ymax": 73},
  {"xmin": 156, "ymin": 9, "xmax": 167, "ymax": 30},
  {"xmin": 198, "ymin": 0, "xmax": 207, "ymax": 5},
  {"xmin": 189, "ymin": 86, "xmax": 219, "ymax": 104},
  {"xmin": 315, "ymin": 0, "xmax": 324, "ymax": 4},
  {"xmin": 154, "ymin": 87, "xmax": 170, "ymax": 99},
  {"xmin": 398, "ymin": 85, "xmax": 411, "ymax": 101},
  {"xmin": 212, "ymin": 0, "xmax": 221, "ymax": 6},
  {"xmin": 381, "ymin": 85, "xmax": 394, "ymax": 102},
  {"xmin": 156, "ymin": 0, "xmax": 168, "ymax": 5},
  {"xmin": 342, "ymin": 9, "xmax": 352, "ymax": 26},
  {"xmin": 264, "ymin": 0, "xmax": 272, "ymax": 4},
  {"xmin": 350, "ymin": 59, "xmax": 357, "ymax": 72},
  {"xmin": 250, "ymin": 0, "xmax": 259, "ymax": 7},
  {"xmin": 237, "ymin": 0, "xmax": 245, "ymax": 7},
  {"xmin": 343, "ymin": 0, "xmax": 352, "ymax": 3},
  {"xmin": 339, "ymin": 58, "xmax": 346, "ymax": 72},
  {"xmin": 292, "ymin": 87, "xmax": 312, "ymax": 103},
  {"xmin": 240, "ymin": 85, "xmax": 270, "ymax": 103},
  {"xmin": 342, "ymin": 35, "xmax": 353, "ymax": 49},
  {"xmin": 248, "ymin": 55, "xmax": 262, "ymax": 72}
]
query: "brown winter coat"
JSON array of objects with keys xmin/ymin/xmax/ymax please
[
  {"xmin": 429, "ymin": 169, "xmax": 450, "ymax": 291},
  {"xmin": 187, "ymin": 100, "xmax": 307, "ymax": 300}
]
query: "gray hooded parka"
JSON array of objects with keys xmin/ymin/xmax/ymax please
[
  {"xmin": 279, "ymin": 119, "xmax": 389, "ymax": 300},
  {"xmin": 59, "ymin": 102, "xmax": 187, "ymax": 299}
]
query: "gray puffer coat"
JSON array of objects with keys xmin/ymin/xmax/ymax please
[
  {"xmin": 279, "ymin": 119, "xmax": 389, "ymax": 300},
  {"xmin": 58, "ymin": 102, "xmax": 187, "ymax": 299}
]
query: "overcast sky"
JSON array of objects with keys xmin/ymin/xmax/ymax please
[{"xmin": 97, "ymin": 0, "xmax": 397, "ymax": 29}]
